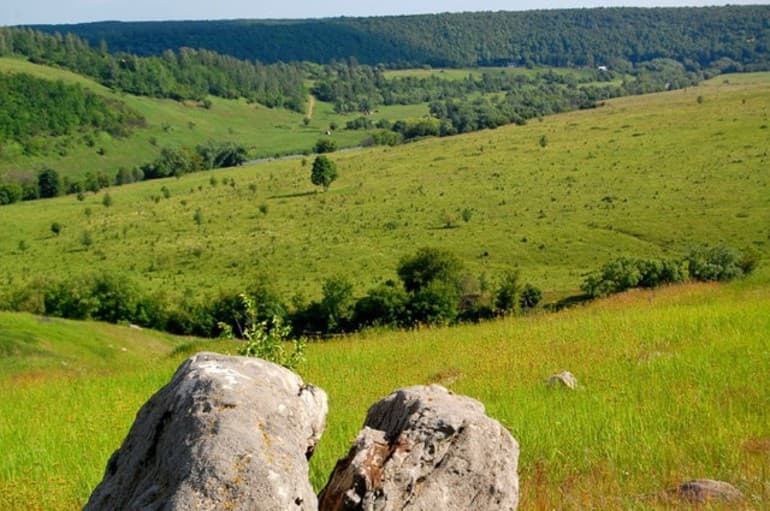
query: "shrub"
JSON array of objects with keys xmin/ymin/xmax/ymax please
[
  {"xmin": 367, "ymin": 129, "xmax": 403, "ymax": 147},
  {"xmin": 407, "ymin": 279, "xmax": 462, "ymax": 326},
  {"xmin": 397, "ymin": 247, "xmax": 463, "ymax": 294},
  {"xmin": 685, "ymin": 245, "xmax": 744, "ymax": 282},
  {"xmin": 43, "ymin": 273, "xmax": 144, "ymax": 324},
  {"xmin": 0, "ymin": 182, "xmax": 23, "ymax": 205},
  {"xmin": 581, "ymin": 257, "xmax": 643, "ymax": 297},
  {"xmin": 314, "ymin": 138, "xmax": 337, "ymax": 154},
  {"xmin": 346, "ymin": 117, "xmax": 374, "ymax": 130},
  {"xmin": 495, "ymin": 271, "xmax": 523, "ymax": 314},
  {"xmin": 37, "ymin": 168, "xmax": 62, "ymax": 198},
  {"xmin": 519, "ymin": 283, "xmax": 543, "ymax": 309},
  {"xmin": 737, "ymin": 247, "xmax": 761, "ymax": 276},
  {"xmin": 311, "ymin": 155, "xmax": 338, "ymax": 191},
  {"xmin": 636, "ymin": 259, "xmax": 687, "ymax": 288},
  {"xmin": 222, "ymin": 294, "xmax": 305, "ymax": 370},
  {"xmin": 582, "ymin": 246, "xmax": 755, "ymax": 299},
  {"xmin": 80, "ymin": 231, "xmax": 93, "ymax": 248},
  {"xmin": 352, "ymin": 281, "xmax": 408, "ymax": 329},
  {"xmin": 320, "ymin": 276, "xmax": 355, "ymax": 333}
]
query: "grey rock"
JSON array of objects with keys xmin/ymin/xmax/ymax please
[
  {"xmin": 318, "ymin": 384, "xmax": 519, "ymax": 511},
  {"xmin": 671, "ymin": 479, "xmax": 744, "ymax": 503},
  {"xmin": 85, "ymin": 352, "xmax": 328, "ymax": 511},
  {"xmin": 547, "ymin": 371, "xmax": 578, "ymax": 389}
]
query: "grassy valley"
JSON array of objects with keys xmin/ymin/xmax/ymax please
[
  {"xmin": 1, "ymin": 73, "xmax": 767, "ymax": 303},
  {"xmin": 0, "ymin": 57, "xmax": 427, "ymax": 180}
]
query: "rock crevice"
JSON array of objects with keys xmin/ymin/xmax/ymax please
[{"xmin": 318, "ymin": 384, "xmax": 520, "ymax": 511}]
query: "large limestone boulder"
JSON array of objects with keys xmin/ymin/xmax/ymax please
[
  {"xmin": 85, "ymin": 352, "xmax": 328, "ymax": 511},
  {"xmin": 318, "ymin": 384, "xmax": 519, "ymax": 511}
]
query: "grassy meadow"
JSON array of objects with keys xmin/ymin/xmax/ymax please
[
  {"xmin": 0, "ymin": 72, "xmax": 768, "ymax": 302},
  {"xmin": 0, "ymin": 57, "xmax": 428, "ymax": 180},
  {"xmin": 1, "ymin": 271, "xmax": 768, "ymax": 509},
  {"xmin": 0, "ymin": 69, "xmax": 769, "ymax": 509}
]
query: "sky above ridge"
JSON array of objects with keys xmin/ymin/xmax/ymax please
[{"xmin": 2, "ymin": 0, "xmax": 768, "ymax": 25}]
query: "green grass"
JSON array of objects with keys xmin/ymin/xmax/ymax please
[
  {"xmin": 0, "ymin": 57, "xmax": 386, "ymax": 179},
  {"xmin": 0, "ymin": 72, "xmax": 768, "ymax": 302},
  {"xmin": 0, "ymin": 312, "xmax": 225, "ymax": 509},
  {"xmin": 1, "ymin": 273, "xmax": 768, "ymax": 509}
]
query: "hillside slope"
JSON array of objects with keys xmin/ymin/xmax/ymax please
[
  {"xmin": 0, "ymin": 57, "xmax": 371, "ymax": 179},
  {"xmin": 0, "ymin": 73, "xmax": 767, "ymax": 303},
  {"xmin": 0, "ymin": 311, "xmax": 195, "ymax": 375}
]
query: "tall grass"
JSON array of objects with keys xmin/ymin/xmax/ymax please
[
  {"xmin": 1, "ymin": 274, "xmax": 767, "ymax": 509},
  {"xmin": 303, "ymin": 275, "xmax": 770, "ymax": 508}
]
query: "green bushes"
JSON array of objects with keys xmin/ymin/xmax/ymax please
[
  {"xmin": 0, "ymin": 182, "xmax": 23, "ymax": 205},
  {"xmin": 42, "ymin": 273, "xmax": 152, "ymax": 324},
  {"xmin": 5, "ymin": 246, "xmax": 752, "ymax": 339},
  {"xmin": 581, "ymin": 245, "xmax": 757, "ymax": 298},
  {"xmin": 685, "ymin": 245, "xmax": 747, "ymax": 282},
  {"xmin": 1, "ymin": 248, "xmax": 542, "ymax": 340}
]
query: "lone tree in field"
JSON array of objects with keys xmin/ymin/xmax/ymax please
[
  {"xmin": 37, "ymin": 168, "xmax": 62, "ymax": 198},
  {"xmin": 311, "ymin": 155, "xmax": 338, "ymax": 192}
]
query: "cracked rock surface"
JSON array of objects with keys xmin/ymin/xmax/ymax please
[
  {"xmin": 84, "ymin": 352, "xmax": 328, "ymax": 511},
  {"xmin": 318, "ymin": 384, "xmax": 519, "ymax": 511}
]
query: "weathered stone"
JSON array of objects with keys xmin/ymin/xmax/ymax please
[
  {"xmin": 671, "ymin": 479, "xmax": 744, "ymax": 503},
  {"xmin": 85, "ymin": 352, "xmax": 328, "ymax": 511},
  {"xmin": 318, "ymin": 384, "xmax": 519, "ymax": 511},
  {"xmin": 547, "ymin": 370, "xmax": 578, "ymax": 389}
]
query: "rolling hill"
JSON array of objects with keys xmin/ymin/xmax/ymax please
[
  {"xmin": 0, "ymin": 72, "xmax": 767, "ymax": 308},
  {"xmin": 0, "ymin": 57, "xmax": 390, "ymax": 180}
]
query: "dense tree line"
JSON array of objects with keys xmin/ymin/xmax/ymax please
[
  {"xmin": 0, "ymin": 72, "xmax": 144, "ymax": 151},
  {"xmin": 30, "ymin": 7, "xmax": 770, "ymax": 70},
  {"xmin": 0, "ymin": 248, "xmax": 541, "ymax": 339},
  {"xmin": 0, "ymin": 27, "xmax": 307, "ymax": 109}
]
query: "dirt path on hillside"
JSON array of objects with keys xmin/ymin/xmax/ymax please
[{"xmin": 306, "ymin": 95, "xmax": 316, "ymax": 119}]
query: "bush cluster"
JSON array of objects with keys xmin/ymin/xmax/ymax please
[
  {"xmin": 289, "ymin": 248, "xmax": 541, "ymax": 336},
  {"xmin": 581, "ymin": 245, "xmax": 759, "ymax": 298}
]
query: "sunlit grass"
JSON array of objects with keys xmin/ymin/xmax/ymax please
[
  {"xmin": 1, "ymin": 274, "xmax": 768, "ymax": 509},
  {"xmin": 0, "ymin": 73, "xmax": 767, "ymax": 301}
]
